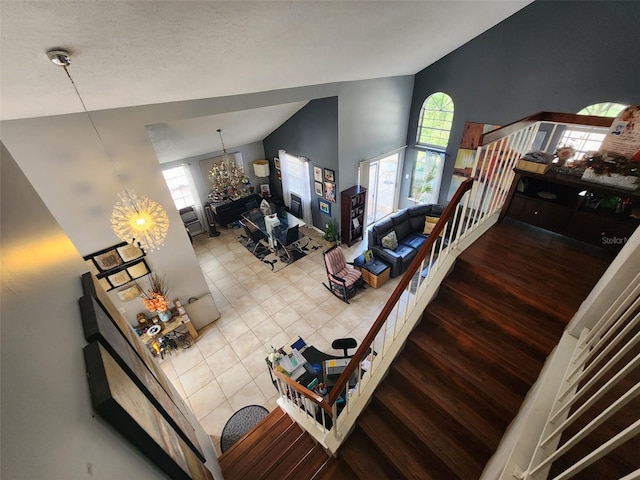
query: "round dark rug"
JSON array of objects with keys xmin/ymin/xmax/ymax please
[{"xmin": 220, "ymin": 405, "xmax": 269, "ymax": 453}]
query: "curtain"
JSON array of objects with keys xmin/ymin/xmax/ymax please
[{"xmin": 279, "ymin": 149, "xmax": 313, "ymax": 226}]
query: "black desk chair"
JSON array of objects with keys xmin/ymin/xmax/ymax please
[
  {"xmin": 241, "ymin": 221, "xmax": 268, "ymax": 254},
  {"xmin": 275, "ymin": 224, "xmax": 300, "ymax": 261},
  {"xmin": 332, "ymin": 338, "xmax": 357, "ymax": 357}
]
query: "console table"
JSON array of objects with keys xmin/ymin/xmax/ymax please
[
  {"xmin": 209, "ymin": 193, "xmax": 261, "ymax": 227},
  {"xmin": 505, "ymin": 168, "xmax": 639, "ymax": 251}
]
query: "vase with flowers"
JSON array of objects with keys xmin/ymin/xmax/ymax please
[{"xmin": 140, "ymin": 273, "xmax": 172, "ymax": 322}]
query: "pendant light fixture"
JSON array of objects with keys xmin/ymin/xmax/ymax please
[
  {"xmin": 47, "ymin": 49, "xmax": 169, "ymax": 251},
  {"xmin": 208, "ymin": 128, "xmax": 248, "ymax": 200}
]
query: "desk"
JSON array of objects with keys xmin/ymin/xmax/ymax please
[{"xmin": 241, "ymin": 210, "xmax": 305, "ymax": 249}]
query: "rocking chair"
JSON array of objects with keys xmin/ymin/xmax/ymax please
[{"xmin": 322, "ymin": 245, "xmax": 365, "ymax": 304}]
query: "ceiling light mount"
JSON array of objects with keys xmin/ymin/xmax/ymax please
[{"xmin": 47, "ymin": 49, "xmax": 71, "ymax": 67}]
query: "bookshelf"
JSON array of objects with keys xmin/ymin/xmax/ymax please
[{"xmin": 341, "ymin": 185, "xmax": 367, "ymax": 247}]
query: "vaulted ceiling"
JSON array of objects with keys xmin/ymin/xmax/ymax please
[{"xmin": 0, "ymin": 1, "xmax": 531, "ymax": 156}]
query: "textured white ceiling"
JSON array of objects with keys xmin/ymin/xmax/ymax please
[
  {"xmin": 0, "ymin": 1, "xmax": 530, "ymax": 155},
  {"xmin": 146, "ymin": 101, "xmax": 308, "ymax": 163}
]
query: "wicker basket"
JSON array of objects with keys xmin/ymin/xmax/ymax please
[{"xmin": 362, "ymin": 266, "xmax": 390, "ymax": 289}]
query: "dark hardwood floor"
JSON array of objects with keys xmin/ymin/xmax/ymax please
[{"xmin": 219, "ymin": 219, "xmax": 616, "ymax": 479}]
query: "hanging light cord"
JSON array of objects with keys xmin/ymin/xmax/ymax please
[{"xmin": 61, "ymin": 64, "xmax": 135, "ymax": 208}]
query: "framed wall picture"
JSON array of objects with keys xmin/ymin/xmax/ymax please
[
  {"xmin": 117, "ymin": 284, "xmax": 141, "ymax": 302},
  {"xmin": 324, "ymin": 181, "xmax": 336, "ymax": 202},
  {"xmin": 92, "ymin": 248, "xmax": 124, "ymax": 272},
  {"xmin": 126, "ymin": 259, "xmax": 150, "ymax": 280},
  {"xmin": 260, "ymin": 184, "xmax": 271, "ymax": 197},
  {"xmin": 314, "ymin": 181, "xmax": 323, "ymax": 196},
  {"xmin": 274, "ymin": 157, "xmax": 280, "ymax": 170},
  {"xmin": 314, "ymin": 166, "xmax": 323, "ymax": 183},
  {"xmin": 116, "ymin": 243, "xmax": 144, "ymax": 263},
  {"xmin": 319, "ymin": 198, "xmax": 331, "ymax": 216},
  {"xmin": 324, "ymin": 168, "xmax": 335, "ymax": 182}
]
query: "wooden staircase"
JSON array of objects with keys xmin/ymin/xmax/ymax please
[{"xmin": 220, "ymin": 219, "xmax": 613, "ymax": 480}]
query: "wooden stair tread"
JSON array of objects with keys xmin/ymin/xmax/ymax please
[
  {"xmin": 428, "ymin": 287, "xmax": 548, "ymax": 387},
  {"xmin": 338, "ymin": 428, "xmax": 404, "ymax": 480},
  {"xmin": 406, "ymin": 326, "xmax": 524, "ymax": 416},
  {"xmin": 391, "ymin": 344, "xmax": 507, "ymax": 449},
  {"xmin": 311, "ymin": 458, "xmax": 357, "ymax": 480},
  {"xmin": 436, "ymin": 279, "xmax": 565, "ymax": 361},
  {"xmin": 357, "ymin": 402, "xmax": 457, "ymax": 479},
  {"xmin": 286, "ymin": 444, "xmax": 330, "ymax": 480},
  {"xmin": 372, "ymin": 383, "xmax": 488, "ymax": 478},
  {"xmin": 258, "ymin": 432, "xmax": 316, "ymax": 480},
  {"xmin": 219, "ymin": 407, "xmax": 288, "ymax": 469}
]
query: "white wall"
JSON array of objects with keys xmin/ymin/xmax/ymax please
[{"xmin": 0, "ymin": 144, "xmax": 222, "ymax": 479}]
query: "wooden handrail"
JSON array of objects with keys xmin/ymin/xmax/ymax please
[
  {"xmin": 327, "ymin": 178, "xmax": 475, "ymax": 405},
  {"xmin": 272, "ymin": 368, "xmax": 333, "ymax": 415},
  {"xmin": 481, "ymin": 111, "xmax": 613, "ymax": 146}
]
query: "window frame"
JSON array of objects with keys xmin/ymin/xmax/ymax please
[
  {"xmin": 416, "ymin": 92, "xmax": 455, "ymax": 150},
  {"xmin": 161, "ymin": 165, "xmax": 196, "ymax": 211}
]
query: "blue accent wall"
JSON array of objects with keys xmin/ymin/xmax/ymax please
[
  {"xmin": 263, "ymin": 97, "xmax": 339, "ymax": 230},
  {"xmin": 403, "ymin": 0, "xmax": 640, "ymax": 205}
]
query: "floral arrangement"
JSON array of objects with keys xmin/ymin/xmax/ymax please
[
  {"xmin": 581, "ymin": 152, "xmax": 640, "ymax": 177},
  {"xmin": 266, "ymin": 346, "xmax": 283, "ymax": 367},
  {"xmin": 140, "ymin": 273, "xmax": 170, "ymax": 312}
]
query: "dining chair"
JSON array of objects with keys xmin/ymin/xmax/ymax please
[
  {"xmin": 241, "ymin": 221, "xmax": 268, "ymax": 254},
  {"xmin": 275, "ymin": 224, "xmax": 300, "ymax": 261}
]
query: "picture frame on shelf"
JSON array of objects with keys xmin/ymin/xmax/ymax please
[
  {"xmin": 319, "ymin": 198, "xmax": 331, "ymax": 216},
  {"xmin": 324, "ymin": 181, "xmax": 336, "ymax": 202},
  {"xmin": 364, "ymin": 249, "xmax": 374, "ymax": 263},
  {"xmin": 323, "ymin": 168, "xmax": 335, "ymax": 182},
  {"xmin": 314, "ymin": 181, "xmax": 323, "ymax": 196},
  {"xmin": 260, "ymin": 184, "xmax": 271, "ymax": 197},
  {"xmin": 314, "ymin": 166, "xmax": 323, "ymax": 183}
]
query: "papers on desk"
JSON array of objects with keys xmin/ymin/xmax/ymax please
[{"xmin": 277, "ymin": 349, "xmax": 306, "ymax": 375}]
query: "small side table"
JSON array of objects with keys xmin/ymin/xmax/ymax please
[{"xmin": 353, "ymin": 255, "xmax": 390, "ymax": 288}]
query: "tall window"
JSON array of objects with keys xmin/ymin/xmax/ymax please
[
  {"xmin": 416, "ymin": 92, "xmax": 454, "ymax": 148},
  {"xmin": 279, "ymin": 150, "xmax": 312, "ymax": 226},
  {"xmin": 411, "ymin": 92, "xmax": 453, "ymax": 203},
  {"xmin": 162, "ymin": 165, "xmax": 195, "ymax": 210}
]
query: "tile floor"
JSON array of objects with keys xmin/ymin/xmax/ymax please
[{"xmin": 158, "ymin": 224, "xmax": 400, "ymax": 455}]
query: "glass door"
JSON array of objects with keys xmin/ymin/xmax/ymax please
[{"xmin": 360, "ymin": 149, "xmax": 404, "ymax": 226}]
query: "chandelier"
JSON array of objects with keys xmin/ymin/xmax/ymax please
[
  {"xmin": 47, "ymin": 49, "xmax": 169, "ymax": 251},
  {"xmin": 208, "ymin": 129, "xmax": 249, "ymax": 201}
]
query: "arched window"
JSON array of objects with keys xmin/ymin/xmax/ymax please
[
  {"xmin": 578, "ymin": 102, "xmax": 628, "ymax": 118},
  {"xmin": 410, "ymin": 92, "xmax": 453, "ymax": 203},
  {"xmin": 557, "ymin": 102, "xmax": 629, "ymax": 160},
  {"xmin": 416, "ymin": 92, "xmax": 454, "ymax": 149}
]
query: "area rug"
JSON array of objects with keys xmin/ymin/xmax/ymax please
[
  {"xmin": 220, "ymin": 405, "xmax": 269, "ymax": 453},
  {"xmin": 237, "ymin": 232, "xmax": 322, "ymax": 272}
]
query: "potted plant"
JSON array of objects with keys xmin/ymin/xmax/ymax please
[{"xmin": 322, "ymin": 219, "xmax": 339, "ymax": 249}]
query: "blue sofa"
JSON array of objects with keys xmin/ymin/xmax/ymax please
[{"xmin": 367, "ymin": 204, "xmax": 445, "ymax": 278}]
